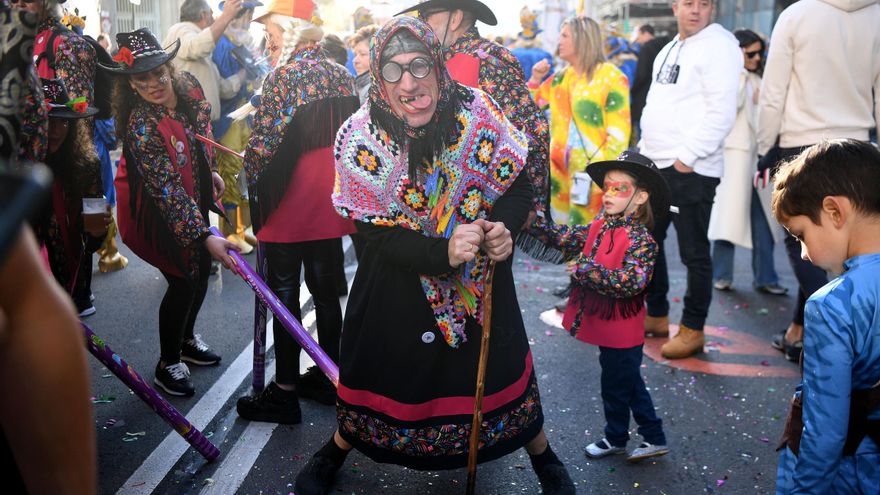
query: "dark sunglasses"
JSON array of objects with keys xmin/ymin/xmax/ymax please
[
  {"xmin": 380, "ymin": 57, "xmax": 433, "ymax": 83},
  {"xmin": 744, "ymin": 50, "xmax": 762, "ymax": 59}
]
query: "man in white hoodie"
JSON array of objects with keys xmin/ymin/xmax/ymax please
[
  {"xmin": 638, "ymin": 0, "xmax": 741, "ymax": 359},
  {"xmin": 756, "ymin": 0, "xmax": 879, "ymax": 363}
]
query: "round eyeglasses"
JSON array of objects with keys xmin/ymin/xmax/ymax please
[{"xmin": 380, "ymin": 57, "xmax": 433, "ymax": 83}]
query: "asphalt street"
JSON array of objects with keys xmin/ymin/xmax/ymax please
[{"xmin": 85, "ymin": 226, "xmax": 802, "ymax": 495}]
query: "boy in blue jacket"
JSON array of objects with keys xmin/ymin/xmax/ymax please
[{"xmin": 772, "ymin": 139, "xmax": 880, "ymax": 494}]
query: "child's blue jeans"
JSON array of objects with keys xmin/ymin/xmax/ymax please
[{"xmin": 599, "ymin": 345, "xmax": 666, "ymax": 448}]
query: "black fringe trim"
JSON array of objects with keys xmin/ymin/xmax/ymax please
[
  {"xmin": 514, "ymin": 231, "xmax": 568, "ymax": 264},
  {"xmin": 124, "ymin": 134, "xmax": 213, "ymax": 280},
  {"xmin": 249, "ymin": 96, "xmax": 360, "ymax": 234},
  {"xmin": 568, "ymin": 287, "xmax": 646, "ymax": 336}
]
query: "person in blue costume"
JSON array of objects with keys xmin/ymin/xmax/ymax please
[
  {"xmin": 510, "ymin": 6, "xmax": 552, "ymax": 82},
  {"xmin": 604, "ymin": 31, "xmax": 637, "ymax": 90},
  {"xmin": 772, "ymin": 139, "xmax": 880, "ymax": 495}
]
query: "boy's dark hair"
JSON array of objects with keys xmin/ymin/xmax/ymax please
[{"xmin": 772, "ymin": 139, "xmax": 880, "ymax": 224}]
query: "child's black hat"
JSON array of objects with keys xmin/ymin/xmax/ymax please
[{"xmin": 587, "ymin": 151, "xmax": 672, "ymax": 220}]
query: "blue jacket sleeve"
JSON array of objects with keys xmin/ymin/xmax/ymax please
[{"xmin": 792, "ymin": 289, "xmax": 854, "ymax": 493}]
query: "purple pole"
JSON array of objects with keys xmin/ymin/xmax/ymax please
[
  {"xmin": 252, "ymin": 242, "xmax": 268, "ymax": 392},
  {"xmin": 82, "ymin": 323, "xmax": 220, "ymax": 461},
  {"xmin": 210, "ymin": 227, "xmax": 339, "ymax": 386}
]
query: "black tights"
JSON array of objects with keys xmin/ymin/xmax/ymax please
[
  {"xmin": 159, "ymin": 271, "xmax": 208, "ymax": 364},
  {"xmin": 264, "ymin": 239, "xmax": 344, "ymax": 385}
]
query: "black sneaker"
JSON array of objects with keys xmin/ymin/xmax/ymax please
[
  {"xmin": 154, "ymin": 362, "xmax": 195, "ymax": 397},
  {"xmin": 76, "ymin": 297, "xmax": 96, "ymax": 318},
  {"xmin": 535, "ymin": 463, "xmax": 576, "ymax": 495},
  {"xmin": 294, "ymin": 452, "xmax": 341, "ymax": 495},
  {"xmin": 181, "ymin": 334, "xmax": 221, "ymax": 366},
  {"xmin": 756, "ymin": 283, "xmax": 789, "ymax": 296},
  {"xmin": 771, "ymin": 329, "xmax": 787, "ymax": 351},
  {"xmin": 236, "ymin": 381, "xmax": 302, "ymax": 424},
  {"xmin": 297, "ymin": 366, "xmax": 337, "ymax": 406},
  {"xmin": 784, "ymin": 339, "xmax": 803, "ymax": 363}
]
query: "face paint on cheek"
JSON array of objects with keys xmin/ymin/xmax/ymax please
[{"xmin": 603, "ymin": 180, "xmax": 635, "ymax": 198}]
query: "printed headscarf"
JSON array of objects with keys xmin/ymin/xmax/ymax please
[{"xmin": 368, "ymin": 16, "xmax": 455, "ymax": 139}]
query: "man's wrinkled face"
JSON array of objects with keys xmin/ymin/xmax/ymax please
[
  {"xmin": 380, "ymin": 51, "xmax": 439, "ymax": 129},
  {"xmin": 420, "ymin": 9, "xmax": 454, "ymax": 47}
]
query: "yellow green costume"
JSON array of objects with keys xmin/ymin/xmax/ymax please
[{"xmin": 529, "ymin": 62, "xmax": 631, "ymax": 225}]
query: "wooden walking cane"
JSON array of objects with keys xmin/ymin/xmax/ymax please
[{"xmin": 466, "ymin": 260, "xmax": 496, "ymax": 495}]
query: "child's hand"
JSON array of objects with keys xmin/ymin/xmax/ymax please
[
  {"xmin": 474, "ymin": 219, "xmax": 512, "ymax": 262},
  {"xmin": 448, "ymin": 224, "xmax": 484, "ymax": 268}
]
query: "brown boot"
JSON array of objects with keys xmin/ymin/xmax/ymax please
[
  {"xmin": 222, "ymin": 207, "xmax": 253, "ymax": 254},
  {"xmin": 661, "ymin": 325, "xmax": 705, "ymax": 359},
  {"xmin": 226, "ymin": 233, "xmax": 254, "ymax": 254},
  {"xmin": 644, "ymin": 315, "xmax": 669, "ymax": 337},
  {"xmin": 238, "ymin": 204, "xmax": 258, "ymax": 246},
  {"xmin": 98, "ymin": 217, "xmax": 128, "ymax": 273}
]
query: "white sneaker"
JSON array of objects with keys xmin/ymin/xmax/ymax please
[
  {"xmin": 627, "ymin": 442, "xmax": 669, "ymax": 462},
  {"xmin": 584, "ymin": 438, "xmax": 626, "ymax": 458}
]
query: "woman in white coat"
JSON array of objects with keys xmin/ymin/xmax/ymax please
[{"xmin": 707, "ymin": 30, "xmax": 786, "ymax": 295}]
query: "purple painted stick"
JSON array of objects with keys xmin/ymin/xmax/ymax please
[
  {"xmin": 82, "ymin": 323, "xmax": 220, "ymax": 461},
  {"xmin": 210, "ymin": 227, "xmax": 339, "ymax": 386},
  {"xmin": 252, "ymin": 241, "xmax": 268, "ymax": 392}
]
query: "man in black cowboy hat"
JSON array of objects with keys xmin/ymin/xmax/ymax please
[{"xmin": 396, "ymin": 0, "xmax": 552, "ymax": 235}]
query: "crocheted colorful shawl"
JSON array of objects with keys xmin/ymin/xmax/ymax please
[{"xmin": 333, "ymin": 17, "xmax": 528, "ymax": 348}]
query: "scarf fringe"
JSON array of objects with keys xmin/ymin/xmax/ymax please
[
  {"xmin": 515, "ymin": 230, "xmax": 569, "ymax": 264},
  {"xmin": 250, "ymin": 96, "xmax": 359, "ymax": 233}
]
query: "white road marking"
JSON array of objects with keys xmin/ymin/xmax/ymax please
[
  {"xmin": 198, "ymin": 362, "xmax": 278, "ymax": 495},
  {"xmin": 117, "ymin": 332, "xmax": 275, "ymax": 495},
  {"xmin": 118, "ymin": 237, "xmax": 354, "ymax": 494}
]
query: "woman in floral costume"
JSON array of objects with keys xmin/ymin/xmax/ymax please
[
  {"xmin": 529, "ymin": 16, "xmax": 631, "ymax": 226},
  {"xmin": 293, "ymin": 17, "xmax": 575, "ymax": 495},
  {"xmin": 102, "ymin": 29, "xmax": 238, "ymax": 398},
  {"xmin": 235, "ymin": 7, "xmax": 359, "ymax": 421}
]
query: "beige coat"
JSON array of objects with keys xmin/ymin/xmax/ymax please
[
  {"xmin": 163, "ymin": 22, "xmax": 243, "ymax": 122},
  {"xmin": 708, "ymin": 70, "xmax": 781, "ymax": 247}
]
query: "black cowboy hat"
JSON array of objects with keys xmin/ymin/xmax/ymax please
[
  {"xmin": 587, "ymin": 150, "xmax": 673, "ymax": 220},
  {"xmin": 98, "ymin": 28, "xmax": 180, "ymax": 75},
  {"xmin": 41, "ymin": 78, "xmax": 98, "ymax": 119},
  {"xmin": 395, "ymin": 0, "xmax": 497, "ymax": 26}
]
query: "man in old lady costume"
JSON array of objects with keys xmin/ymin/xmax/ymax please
[{"xmin": 292, "ymin": 16, "xmax": 575, "ymax": 495}]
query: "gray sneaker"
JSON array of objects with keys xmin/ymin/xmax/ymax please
[
  {"xmin": 627, "ymin": 442, "xmax": 669, "ymax": 462},
  {"xmin": 584, "ymin": 438, "xmax": 626, "ymax": 458}
]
